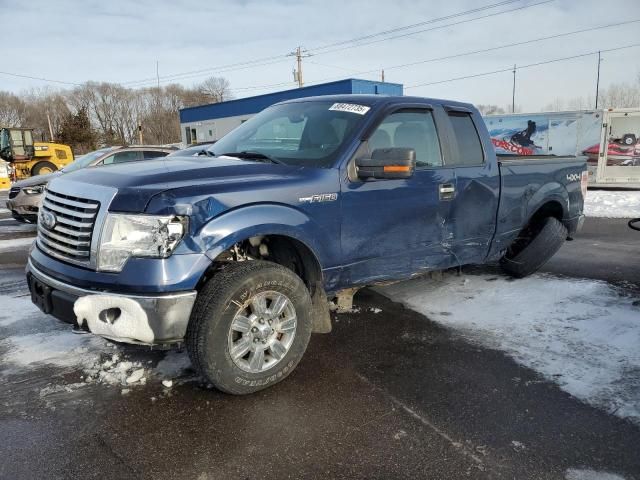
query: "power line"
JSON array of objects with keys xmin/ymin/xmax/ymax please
[
  {"xmin": 0, "ymin": 70, "xmax": 81, "ymax": 86},
  {"xmin": 125, "ymin": 0, "xmax": 551, "ymax": 87},
  {"xmin": 404, "ymin": 43, "xmax": 640, "ymax": 89},
  {"xmin": 224, "ymin": 19, "xmax": 640, "ymax": 94},
  {"xmin": 307, "ymin": 0, "xmax": 523, "ymax": 52},
  {"xmin": 307, "ymin": 0, "xmax": 554, "ymax": 57}
]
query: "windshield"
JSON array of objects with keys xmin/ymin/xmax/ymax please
[
  {"xmin": 63, "ymin": 147, "xmax": 118, "ymax": 172},
  {"xmin": 208, "ymin": 101, "xmax": 370, "ymax": 167}
]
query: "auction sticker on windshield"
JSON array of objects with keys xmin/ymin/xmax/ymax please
[{"xmin": 329, "ymin": 103, "xmax": 370, "ymax": 115}]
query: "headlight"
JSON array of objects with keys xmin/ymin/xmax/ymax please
[
  {"xmin": 23, "ymin": 184, "xmax": 46, "ymax": 195},
  {"xmin": 97, "ymin": 214, "xmax": 188, "ymax": 272}
]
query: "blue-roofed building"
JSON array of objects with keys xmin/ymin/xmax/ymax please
[{"xmin": 179, "ymin": 78, "xmax": 403, "ymax": 145}]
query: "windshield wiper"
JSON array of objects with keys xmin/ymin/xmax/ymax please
[{"xmin": 219, "ymin": 151, "xmax": 284, "ymax": 164}]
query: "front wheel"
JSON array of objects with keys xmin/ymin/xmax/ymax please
[{"xmin": 186, "ymin": 260, "xmax": 313, "ymax": 394}]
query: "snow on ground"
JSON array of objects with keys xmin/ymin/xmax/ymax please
[
  {"xmin": 0, "ymin": 285, "xmax": 193, "ymax": 391},
  {"xmin": 0, "ymin": 222, "xmax": 36, "ymax": 234},
  {"xmin": 565, "ymin": 469, "xmax": 627, "ymax": 480},
  {"xmin": 0, "ymin": 236, "xmax": 35, "ymax": 252},
  {"xmin": 0, "ymin": 208, "xmax": 9, "ymax": 214},
  {"xmin": 379, "ymin": 273, "xmax": 640, "ymax": 425},
  {"xmin": 4, "ymin": 330, "xmax": 105, "ymax": 372},
  {"xmin": 584, "ymin": 190, "xmax": 640, "ymax": 218}
]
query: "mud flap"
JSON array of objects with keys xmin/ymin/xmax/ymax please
[{"xmin": 310, "ymin": 282, "xmax": 332, "ymax": 333}]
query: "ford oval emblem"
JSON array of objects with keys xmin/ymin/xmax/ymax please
[{"xmin": 40, "ymin": 210, "xmax": 57, "ymax": 230}]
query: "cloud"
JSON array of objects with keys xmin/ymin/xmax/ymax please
[{"xmin": 2, "ymin": 0, "xmax": 639, "ymax": 111}]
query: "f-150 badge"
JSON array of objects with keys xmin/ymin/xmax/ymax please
[{"xmin": 299, "ymin": 193, "xmax": 338, "ymax": 203}]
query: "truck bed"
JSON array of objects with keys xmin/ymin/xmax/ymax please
[{"xmin": 490, "ymin": 155, "xmax": 587, "ymax": 258}]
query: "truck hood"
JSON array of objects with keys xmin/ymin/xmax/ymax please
[{"xmin": 55, "ymin": 155, "xmax": 310, "ymax": 212}]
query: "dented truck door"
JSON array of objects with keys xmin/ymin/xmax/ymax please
[
  {"xmin": 339, "ymin": 106, "xmax": 456, "ymax": 286},
  {"xmin": 439, "ymin": 106, "xmax": 501, "ymax": 265}
]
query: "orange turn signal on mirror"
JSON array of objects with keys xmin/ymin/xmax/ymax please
[{"xmin": 383, "ymin": 165, "xmax": 411, "ymax": 173}]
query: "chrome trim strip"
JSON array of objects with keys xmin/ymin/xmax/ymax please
[
  {"xmin": 45, "ymin": 193, "xmax": 99, "ymax": 210},
  {"xmin": 38, "ymin": 234, "xmax": 89, "ymax": 257},
  {"xmin": 38, "ymin": 226, "xmax": 91, "ymax": 247},
  {"xmin": 43, "ymin": 199, "xmax": 97, "ymax": 219},
  {"xmin": 52, "ymin": 224, "xmax": 92, "ymax": 237}
]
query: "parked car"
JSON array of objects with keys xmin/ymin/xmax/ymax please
[
  {"xmin": 6, "ymin": 146, "xmax": 176, "ymax": 223},
  {"xmin": 26, "ymin": 95, "xmax": 586, "ymax": 394}
]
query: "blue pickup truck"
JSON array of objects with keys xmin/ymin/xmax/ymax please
[{"xmin": 26, "ymin": 95, "xmax": 587, "ymax": 394}]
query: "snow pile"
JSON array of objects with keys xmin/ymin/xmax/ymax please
[
  {"xmin": 379, "ymin": 273, "xmax": 640, "ymax": 424},
  {"xmin": 82, "ymin": 353, "xmax": 147, "ymax": 386},
  {"xmin": 584, "ymin": 190, "xmax": 640, "ymax": 218},
  {"xmin": 2, "ymin": 331, "xmax": 105, "ymax": 372},
  {"xmin": 565, "ymin": 469, "xmax": 626, "ymax": 480}
]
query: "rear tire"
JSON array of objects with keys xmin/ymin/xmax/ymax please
[
  {"xmin": 186, "ymin": 260, "xmax": 313, "ymax": 395},
  {"xmin": 31, "ymin": 161, "xmax": 57, "ymax": 176},
  {"xmin": 500, "ymin": 217, "xmax": 567, "ymax": 278}
]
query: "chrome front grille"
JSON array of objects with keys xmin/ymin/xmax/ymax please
[{"xmin": 37, "ymin": 188, "xmax": 100, "ymax": 264}]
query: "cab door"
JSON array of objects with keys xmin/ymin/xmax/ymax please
[
  {"xmin": 439, "ymin": 106, "xmax": 500, "ymax": 264},
  {"xmin": 339, "ymin": 106, "xmax": 456, "ymax": 287}
]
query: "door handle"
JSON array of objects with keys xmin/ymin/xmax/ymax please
[{"xmin": 439, "ymin": 183, "xmax": 455, "ymax": 201}]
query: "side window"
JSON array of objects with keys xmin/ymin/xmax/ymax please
[
  {"xmin": 368, "ymin": 110, "xmax": 442, "ymax": 168},
  {"xmin": 447, "ymin": 112, "xmax": 485, "ymax": 166},
  {"xmin": 100, "ymin": 154, "xmax": 115, "ymax": 165},
  {"xmin": 112, "ymin": 151, "xmax": 143, "ymax": 164},
  {"xmin": 143, "ymin": 151, "xmax": 168, "ymax": 159}
]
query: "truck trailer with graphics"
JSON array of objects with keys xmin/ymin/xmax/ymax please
[{"xmin": 483, "ymin": 108, "xmax": 640, "ymax": 188}]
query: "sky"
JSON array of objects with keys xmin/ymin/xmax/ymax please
[{"xmin": 1, "ymin": 0, "xmax": 639, "ymax": 112}]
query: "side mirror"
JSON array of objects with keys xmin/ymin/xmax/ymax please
[{"xmin": 356, "ymin": 147, "xmax": 416, "ymax": 180}]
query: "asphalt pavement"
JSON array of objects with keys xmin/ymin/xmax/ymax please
[{"xmin": 1, "ymin": 190, "xmax": 639, "ymax": 480}]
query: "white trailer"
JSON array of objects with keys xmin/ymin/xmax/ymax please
[{"xmin": 483, "ymin": 108, "xmax": 640, "ymax": 188}]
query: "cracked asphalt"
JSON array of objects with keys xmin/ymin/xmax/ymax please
[{"xmin": 1, "ymin": 190, "xmax": 639, "ymax": 480}]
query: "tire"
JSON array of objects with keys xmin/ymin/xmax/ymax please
[
  {"xmin": 186, "ymin": 260, "xmax": 313, "ymax": 395},
  {"xmin": 621, "ymin": 134, "xmax": 636, "ymax": 146},
  {"xmin": 31, "ymin": 161, "xmax": 57, "ymax": 176},
  {"xmin": 500, "ymin": 217, "xmax": 568, "ymax": 278}
]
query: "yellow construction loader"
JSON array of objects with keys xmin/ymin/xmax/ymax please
[{"xmin": 0, "ymin": 127, "xmax": 74, "ymax": 181}]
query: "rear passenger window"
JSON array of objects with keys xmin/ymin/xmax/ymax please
[
  {"xmin": 110, "ymin": 151, "xmax": 143, "ymax": 164},
  {"xmin": 447, "ymin": 112, "xmax": 485, "ymax": 166},
  {"xmin": 143, "ymin": 151, "xmax": 168, "ymax": 159},
  {"xmin": 369, "ymin": 110, "xmax": 442, "ymax": 168}
]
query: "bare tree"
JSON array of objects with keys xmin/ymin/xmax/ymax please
[
  {"xmin": 197, "ymin": 77, "xmax": 232, "ymax": 103},
  {"xmin": 3, "ymin": 76, "xmax": 233, "ymax": 147},
  {"xmin": 476, "ymin": 104, "xmax": 506, "ymax": 115},
  {"xmin": 598, "ymin": 80, "xmax": 640, "ymax": 108},
  {"xmin": 0, "ymin": 91, "xmax": 27, "ymax": 127}
]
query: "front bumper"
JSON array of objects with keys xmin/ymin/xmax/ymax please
[
  {"xmin": 26, "ymin": 259, "xmax": 197, "ymax": 345},
  {"xmin": 6, "ymin": 190, "xmax": 42, "ymax": 222}
]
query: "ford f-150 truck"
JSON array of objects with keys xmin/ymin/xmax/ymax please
[{"xmin": 26, "ymin": 95, "xmax": 587, "ymax": 394}]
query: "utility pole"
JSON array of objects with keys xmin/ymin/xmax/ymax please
[
  {"xmin": 511, "ymin": 64, "xmax": 517, "ymax": 113},
  {"xmin": 381, "ymin": 69, "xmax": 385, "ymax": 82},
  {"xmin": 157, "ymin": 60, "xmax": 163, "ymax": 144},
  {"xmin": 46, "ymin": 113, "xmax": 54, "ymax": 141},
  {"xmin": 289, "ymin": 46, "xmax": 310, "ymax": 88},
  {"xmin": 595, "ymin": 51, "xmax": 602, "ymax": 109}
]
